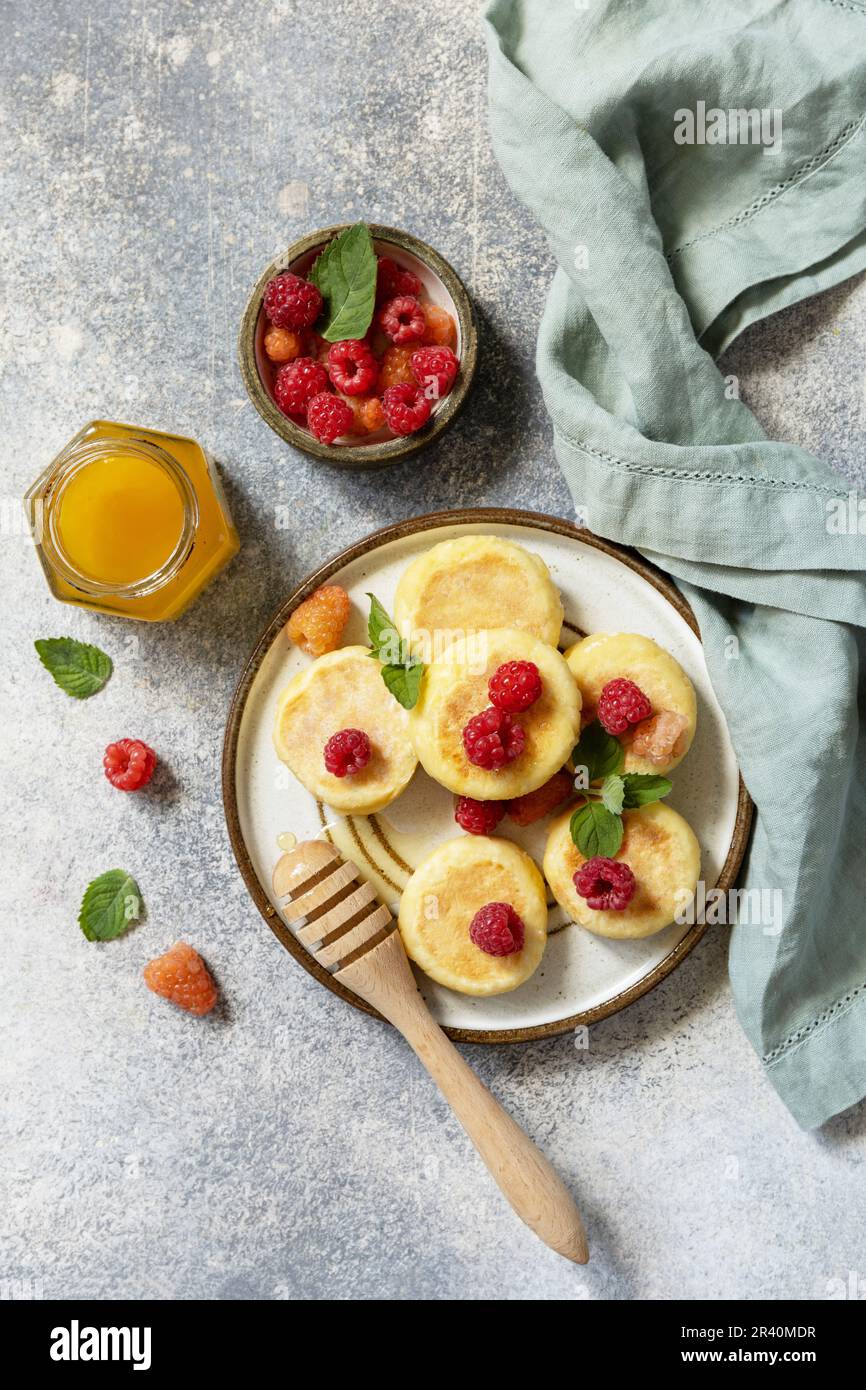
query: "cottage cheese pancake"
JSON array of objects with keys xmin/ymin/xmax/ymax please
[
  {"xmin": 399, "ymin": 835, "xmax": 548, "ymax": 995},
  {"xmin": 544, "ymin": 802, "xmax": 701, "ymax": 939},
  {"xmin": 565, "ymin": 632, "xmax": 697, "ymax": 774},
  {"xmin": 273, "ymin": 646, "xmax": 417, "ymax": 814},
  {"xmin": 409, "ymin": 627, "xmax": 581, "ymax": 799},
  {"xmin": 394, "ymin": 535, "xmax": 564, "ymax": 651}
]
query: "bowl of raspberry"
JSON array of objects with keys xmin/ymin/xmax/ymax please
[{"xmin": 238, "ymin": 222, "xmax": 478, "ymax": 469}]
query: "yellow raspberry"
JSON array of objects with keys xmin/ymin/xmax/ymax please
[
  {"xmin": 360, "ymin": 396, "xmax": 386, "ymax": 432},
  {"xmin": 286, "ymin": 584, "xmax": 350, "ymax": 656},
  {"xmin": 144, "ymin": 942, "xmax": 218, "ymax": 1016},
  {"xmin": 378, "ymin": 345, "xmax": 416, "ymax": 391},
  {"xmin": 264, "ymin": 327, "xmax": 304, "ymax": 362},
  {"xmin": 339, "ymin": 395, "xmax": 387, "ymax": 436},
  {"xmin": 422, "ymin": 303, "xmax": 457, "ymax": 347}
]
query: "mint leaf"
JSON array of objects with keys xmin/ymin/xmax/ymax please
[
  {"xmin": 310, "ymin": 223, "xmax": 377, "ymax": 342},
  {"xmin": 600, "ymin": 773, "xmax": 625, "ymax": 816},
  {"xmin": 382, "ymin": 661, "xmax": 424, "ymax": 711},
  {"xmin": 366, "ymin": 594, "xmax": 424, "ymax": 709},
  {"xmin": 621, "ymin": 773, "xmax": 672, "ymax": 808},
  {"xmin": 308, "ymin": 244, "xmax": 335, "ymax": 300},
  {"xmin": 366, "ymin": 591, "xmax": 410, "ymax": 666},
  {"xmin": 78, "ymin": 870, "xmax": 143, "ymax": 942},
  {"xmin": 35, "ymin": 637, "xmax": 112, "ymax": 699},
  {"xmin": 572, "ymin": 721, "xmax": 623, "ymax": 783},
  {"xmin": 569, "ymin": 802, "xmax": 623, "ymax": 859},
  {"xmin": 366, "ymin": 592, "xmax": 401, "ymax": 661}
]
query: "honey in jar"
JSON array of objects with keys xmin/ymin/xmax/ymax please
[{"xmin": 25, "ymin": 420, "xmax": 239, "ymax": 621}]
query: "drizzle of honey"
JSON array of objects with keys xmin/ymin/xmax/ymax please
[
  {"xmin": 317, "ymin": 813, "xmax": 441, "ymax": 913},
  {"xmin": 320, "ymin": 814, "xmax": 571, "ymax": 932}
]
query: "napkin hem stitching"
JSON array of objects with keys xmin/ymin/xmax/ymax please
[
  {"xmin": 668, "ymin": 115, "xmax": 865, "ymax": 260},
  {"xmin": 762, "ymin": 983, "xmax": 866, "ymax": 1065},
  {"xmin": 555, "ymin": 430, "xmax": 843, "ymax": 496},
  {"xmin": 822, "ymin": 0, "xmax": 866, "ymax": 15}
]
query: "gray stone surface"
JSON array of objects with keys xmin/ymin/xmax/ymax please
[{"xmin": 2, "ymin": 0, "xmax": 865, "ymax": 1303}]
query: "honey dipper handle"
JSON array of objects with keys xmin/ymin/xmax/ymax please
[
  {"xmin": 400, "ymin": 1005, "xmax": 589, "ymax": 1265},
  {"xmin": 339, "ymin": 934, "xmax": 589, "ymax": 1265}
]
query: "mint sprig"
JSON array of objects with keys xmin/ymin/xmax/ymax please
[
  {"xmin": 78, "ymin": 870, "xmax": 144, "ymax": 942},
  {"xmin": 366, "ymin": 593, "xmax": 425, "ymax": 711},
  {"xmin": 569, "ymin": 751, "xmax": 672, "ymax": 859},
  {"xmin": 35, "ymin": 637, "xmax": 112, "ymax": 699},
  {"xmin": 381, "ymin": 661, "xmax": 425, "ymax": 710},
  {"xmin": 572, "ymin": 721, "xmax": 623, "ymax": 783},
  {"xmin": 367, "ymin": 593, "xmax": 402, "ymax": 661},
  {"xmin": 309, "ymin": 223, "xmax": 377, "ymax": 343}
]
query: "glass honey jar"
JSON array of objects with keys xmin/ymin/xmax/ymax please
[{"xmin": 24, "ymin": 420, "xmax": 240, "ymax": 621}]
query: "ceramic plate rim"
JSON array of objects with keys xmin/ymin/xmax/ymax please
[{"xmin": 221, "ymin": 508, "xmax": 753, "ymax": 1044}]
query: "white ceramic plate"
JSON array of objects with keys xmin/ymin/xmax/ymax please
[{"xmin": 223, "ymin": 510, "xmax": 750, "ymax": 1042}]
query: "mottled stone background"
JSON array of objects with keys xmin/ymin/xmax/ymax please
[{"xmin": 2, "ymin": 0, "xmax": 865, "ymax": 1302}]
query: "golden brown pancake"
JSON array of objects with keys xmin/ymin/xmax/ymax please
[
  {"xmin": 543, "ymin": 801, "xmax": 701, "ymax": 938},
  {"xmin": 409, "ymin": 627, "xmax": 581, "ymax": 799},
  {"xmin": 565, "ymin": 632, "xmax": 697, "ymax": 773},
  {"xmin": 273, "ymin": 646, "xmax": 417, "ymax": 814},
  {"xmin": 394, "ymin": 535, "xmax": 564, "ymax": 651},
  {"xmin": 398, "ymin": 835, "xmax": 548, "ymax": 995}
]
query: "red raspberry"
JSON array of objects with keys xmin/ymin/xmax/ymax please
[
  {"xmin": 103, "ymin": 739, "xmax": 157, "ymax": 791},
  {"xmin": 573, "ymin": 856, "xmax": 636, "ymax": 911},
  {"xmin": 273, "ymin": 357, "xmax": 329, "ymax": 417},
  {"xmin": 508, "ymin": 770, "xmax": 573, "ymax": 826},
  {"xmin": 454, "ymin": 796, "xmax": 507, "ymax": 835},
  {"xmin": 381, "ymin": 383, "xmax": 432, "ymax": 436},
  {"xmin": 376, "ymin": 256, "xmax": 422, "ymax": 303},
  {"xmin": 410, "ymin": 345, "xmax": 459, "ymax": 400},
  {"xmin": 263, "ymin": 272, "xmax": 322, "ymax": 330},
  {"xmin": 378, "ymin": 294, "xmax": 426, "ymax": 346},
  {"xmin": 307, "ymin": 391, "xmax": 354, "ymax": 444},
  {"xmin": 597, "ymin": 678, "xmax": 653, "ymax": 735},
  {"xmin": 323, "ymin": 728, "xmax": 372, "ymax": 777},
  {"xmin": 144, "ymin": 941, "xmax": 218, "ymax": 1016},
  {"xmin": 488, "ymin": 660, "xmax": 543, "ymax": 714},
  {"xmin": 326, "ymin": 339, "xmax": 379, "ymax": 396},
  {"xmin": 469, "ymin": 902, "xmax": 525, "ymax": 957},
  {"xmin": 462, "ymin": 706, "xmax": 525, "ymax": 770}
]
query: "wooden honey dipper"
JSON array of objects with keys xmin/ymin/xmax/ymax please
[{"xmin": 273, "ymin": 839, "xmax": 589, "ymax": 1264}]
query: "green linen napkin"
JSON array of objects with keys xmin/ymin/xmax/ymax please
[{"xmin": 485, "ymin": 0, "xmax": 866, "ymax": 1127}]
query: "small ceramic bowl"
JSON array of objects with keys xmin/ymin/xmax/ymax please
[{"xmin": 238, "ymin": 224, "xmax": 478, "ymax": 471}]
